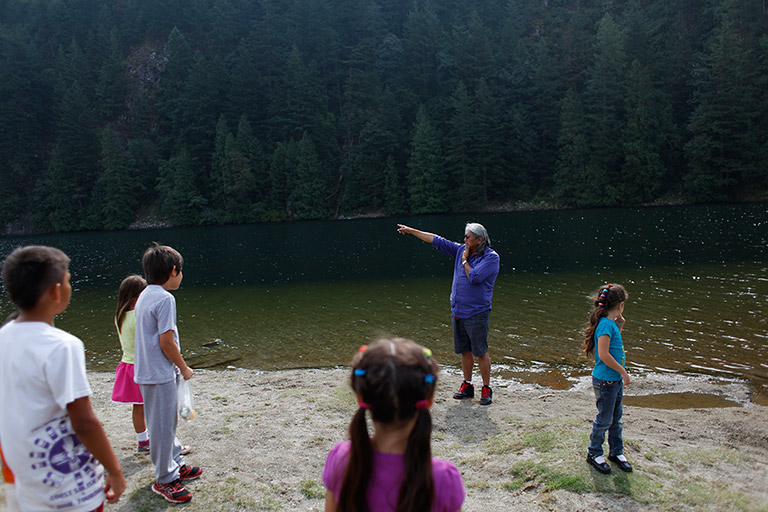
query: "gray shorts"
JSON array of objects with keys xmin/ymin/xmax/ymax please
[{"xmin": 452, "ymin": 310, "xmax": 490, "ymax": 357}]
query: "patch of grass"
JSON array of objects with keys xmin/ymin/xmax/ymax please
[
  {"xmin": 314, "ymin": 387, "xmax": 356, "ymax": 413},
  {"xmin": 485, "ymin": 416, "xmax": 763, "ymax": 512},
  {"xmin": 674, "ymin": 479, "xmax": 768, "ymax": 512},
  {"xmin": 201, "ymin": 478, "xmax": 286, "ymax": 511},
  {"xmin": 300, "ymin": 479, "xmax": 325, "ymax": 499},
  {"xmin": 124, "ymin": 482, "xmax": 164, "ymax": 512},
  {"xmin": 684, "ymin": 447, "xmax": 746, "ymax": 466}
]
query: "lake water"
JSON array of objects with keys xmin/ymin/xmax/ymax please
[{"xmin": 1, "ymin": 204, "xmax": 766, "ymax": 403}]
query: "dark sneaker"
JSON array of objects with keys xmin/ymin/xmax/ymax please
[
  {"xmin": 479, "ymin": 385, "xmax": 493, "ymax": 405},
  {"xmin": 179, "ymin": 464, "xmax": 203, "ymax": 481},
  {"xmin": 607, "ymin": 454, "xmax": 633, "ymax": 472},
  {"xmin": 586, "ymin": 454, "xmax": 611, "ymax": 474},
  {"xmin": 453, "ymin": 381, "xmax": 474, "ymax": 399},
  {"xmin": 137, "ymin": 440, "xmax": 150, "ymax": 454},
  {"xmin": 152, "ymin": 479, "xmax": 191, "ymax": 503}
]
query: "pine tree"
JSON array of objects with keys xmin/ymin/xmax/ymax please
[
  {"xmin": 382, "ymin": 156, "xmax": 407, "ymax": 215},
  {"xmin": 620, "ymin": 60, "xmax": 673, "ymax": 204},
  {"xmin": 288, "ymin": 133, "xmax": 330, "ymax": 220},
  {"xmin": 156, "ymin": 27, "xmax": 193, "ymax": 145},
  {"xmin": 684, "ymin": 0, "xmax": 761, "ymax": 201},
  {"xmin": 445, "ymin": 81, "xmax": 478, "ymax": 208},
  {"xmin": 554, "ymin": 88, "xmax": 591, "ymax": 206},
  {"xmin": 34, "ymin": 81, "xmax": 100, "ymax": 231},
  {"xmin": 95, "ymin": 29, "xmax": 126, "ymax": 119},
  {"xmin": 407, "ymin": 105, "xmax": 446, "ymax": 213},
  {"xmin": 583, "ymin": 12, "xmax": 627, "ymax": 203},
  {"xmin": 90, "ymin": 127, "xmax": 137, "ymax": 229},
  {"xmin": 157, "ymin": 146, "xmax": 206, "ymax": 225}
]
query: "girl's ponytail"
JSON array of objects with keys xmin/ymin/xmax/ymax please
[
  {"xmin": 338, "ymin": 408, "xmax": 373, "ymax": 512},
  {"xmin": 115, "ymin": 275, "xmax": 147, "ymax": 332},
  {"xmin": 582, "ymin": 284, "xmax": 627, "ymax": 355},
  {"xmin": 398, "ymin": 407, "xmax": 434, "ymax": 511}
]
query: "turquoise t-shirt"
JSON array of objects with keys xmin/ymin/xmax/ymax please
[{"xmin": 592, "ymin": 316, "xmax": 625, "ymax": 381}]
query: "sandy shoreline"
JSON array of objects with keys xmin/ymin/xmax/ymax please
[{"xmin": 4, "ymin": 368, "xmax": 767, "ymax": 511}]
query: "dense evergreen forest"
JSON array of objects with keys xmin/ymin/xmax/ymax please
[{"xmin": 0, "ymin": 0, "xmax": 766, "ymax": 233}]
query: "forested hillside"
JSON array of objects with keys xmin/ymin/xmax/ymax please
[{"xmin": 0, "ymin": 0, "xmax": 766, "ymax": 232}]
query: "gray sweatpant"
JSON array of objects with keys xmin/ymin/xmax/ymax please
[{"xmin": 140, "ymin": 376, "xmax": 185, "ymax": 484}]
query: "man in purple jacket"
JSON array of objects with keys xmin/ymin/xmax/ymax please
[{"xmin": 397, "ymin": 222, "xmax": 500, "ymax": 405}]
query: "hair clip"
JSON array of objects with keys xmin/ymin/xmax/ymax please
[
  {"xmin": 358, "ymin": 401, "xmax": 371, "ymax": 409},
  {"xmin": 415, "ymin": 400, "xmax": 429, "ymax": 410},
  {"xmin": 358, "ymin": 345, "xmax": 368, "ymax": 352},
  {"xmin": 598, "ymin": 302, "xmax": 605, "ymax": 307},
  {"xmin": 423, "ymin": 348, "xmax": 433, "ymax": 358},
  {"xmin": 425, "ymin": 374, "xmax": 435, "ymax": 384},
  {"xmin": 354, "ymin": 368, "xmax": 366, "ymax": 377}
]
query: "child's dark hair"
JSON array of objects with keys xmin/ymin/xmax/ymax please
[
  {"xmin": 338, "ymin": 337, "xmax": 439, "ymax": 512},
  {"xmin": 1, "ymin": 246, "xmax": 70, "ymax": 310},
  {"xmin": 582, "ymin": 283, "xmax": 628, "ymax": 355},
  {"xmin": 142, "ymin": 243, "xmax": 183, "ymax": 285},
  {"xmin": 115, "ymin": 275, "xmax": 147, "ymax": 332}
]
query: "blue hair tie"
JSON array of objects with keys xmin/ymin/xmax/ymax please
[
  {"xmin": 354, "ymin": 369, "xmax": 366, "ymax": 376},
  {"xmin": 425, "ymin": 374, "xmax": 435, "ymax": 383}
]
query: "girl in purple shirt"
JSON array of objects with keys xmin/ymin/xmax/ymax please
[{"xmin": 323, "ymin": 338, "xmax": 465, "ymax": 512}]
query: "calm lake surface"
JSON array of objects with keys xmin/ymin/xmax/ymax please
[{"xmin": 1, "ymin": 204, "xmax": 766, "ymax": 402}]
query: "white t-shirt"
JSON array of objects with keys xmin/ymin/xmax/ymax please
[
  {"xmin": 0, "ymin": 321, "xmax": 104, "ymax": 512},
  {"xmin": 134, "ymin": 285, "xmax": 180, "ymax": 385}
]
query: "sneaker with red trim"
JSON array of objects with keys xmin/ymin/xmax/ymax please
[
  {"xmin": 152, "ymin": 479, "xmax": 191, "ymax": 503},
  {"xmin": 453, "ymin": 381, "xmax": 474, "ymax": 399},
  {"xmin": 479, "ymin": 385, "xmax": 493, "ymax": 406},
  {"xmin": 137, "ymin": 440, "xmax": 150, "ymax": 454},
  {"xmin": 179, "ymin": 464, "xmax": 203, "ymax": 481}
]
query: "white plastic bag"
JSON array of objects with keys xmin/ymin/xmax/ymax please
[{"xmin": 178, "ymin": 378, "xmax": 196, "ymax": 421}]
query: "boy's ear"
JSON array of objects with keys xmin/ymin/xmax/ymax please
[
  {"xmin": 49, "ymin": 282, "xmax": 61, "ymax": 301},
  {"xmin": 43, "ymin": 282, "xmax": 62, "ymax": 306}
]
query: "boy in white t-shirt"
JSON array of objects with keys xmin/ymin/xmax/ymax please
[
  {"xmin": 0, "ymin": 246, "xmax": 125, "ymax": 511},
  {"xmin": 134, "ymin": 244, "xmax": 202, "ymax": 504}
]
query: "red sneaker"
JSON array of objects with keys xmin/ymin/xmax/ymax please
[
  {"xmin": 152, "ymin": 479, "xmax": 191, "ymax": 503},
  {"xmin": 479, "ymin": 385, "xmax": 493, "ymax": 406},
  {"xmin": 453, "ymin": 381, "xmax": 474, "ymax": 399},
  {"xmin": 179, "ymin": 464, "xmax": 203, "ymax": 481}
]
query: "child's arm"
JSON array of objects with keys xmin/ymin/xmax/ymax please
[
  {"xmin": 324, "ymin": 489, "xmax": 337, "ymax": 511},
  {"xmin": 159, "ymin": 329, "xmax": 193, "ymax": 379},
  {"xmin": 596, "ymin": 335, "xmax": 630, "ymax": 385},
  {"xmin": 67, "ymin": 396, "xmax": 126, "ymax": 503}
]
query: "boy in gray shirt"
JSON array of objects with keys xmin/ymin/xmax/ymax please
[{"xmin": 134, "ymin": 244, "xmax": 203, "ymax": 503}]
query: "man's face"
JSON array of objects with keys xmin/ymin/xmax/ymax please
[{"xmin": 464, "ymin": 231, "xmax": 482, "ymax": 251}]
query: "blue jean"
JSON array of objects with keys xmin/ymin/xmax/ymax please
[{"xmin": 587, "ymin": 377, "xmax": 624, "ymax": 457}]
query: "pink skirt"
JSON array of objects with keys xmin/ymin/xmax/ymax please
[{"xmin": 112, "ymin": 362, "xmax": 143, "ymax": 404}]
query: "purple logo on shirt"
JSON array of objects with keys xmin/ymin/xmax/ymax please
[{"xmin": 29, "ymin": 417, "xmax": 93, "ymax": 489}]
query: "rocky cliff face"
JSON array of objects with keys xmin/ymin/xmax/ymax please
[{"xmin": 120, "ymin": 41, "xmax": 167, "ymax": 133}]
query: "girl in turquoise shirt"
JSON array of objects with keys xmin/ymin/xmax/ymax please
[{"xmin": 582, "ymin": 283, "xmax": 633, "ymax": 474}]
